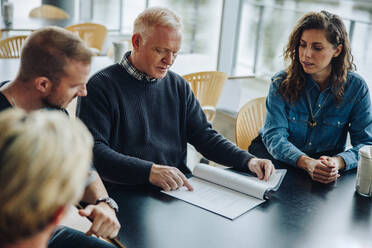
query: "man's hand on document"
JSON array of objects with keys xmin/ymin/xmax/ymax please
[
  {"xmin": 247, "ymin": 158, "xmax": 275, "ymax": 181},
  {"xmin": 149, "ymin": 164, "xmax": 194, "ymax": 191}
]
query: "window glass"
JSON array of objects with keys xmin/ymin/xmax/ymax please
[
  {"xmin": 92, "ymin": 0, "xmax": 120, "ymax": 30},
  {"xmin": 12, "ymin": 0, "xmax": 41, "ymax": 19},
  {"xmin": 122, "ymin": 1, "xmax": 146, "ymax": 34},
  {"xmin": 149, "ymin": 0, "xmax": 223, "ymax": 70},
  {"xmin": 79, "ymin": 0, "xmax": 222, "ymax": 71},
  {"xmin": 234, "ymin": 0, "xmax": 372, "ymax": 89}
]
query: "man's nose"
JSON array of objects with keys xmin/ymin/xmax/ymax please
[{"xmin": 162, "ymin": 52, "xmax": 174, "ymax": 65}]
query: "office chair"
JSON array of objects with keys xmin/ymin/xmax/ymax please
[
  {"xmin": 29, "ymin": 4, "xmax": 69, "ymax": 19},
  {"xmin": 235, "ymin": 97, "xmax": 266, "ymax": 150},
  {"xmin": 0, "ymin": 35, "xmax": 28, "ymax": 58},
  {"xmin": 183, "ymin": 71, "xmax": 228, "ymax": 123},
  {"xmin": 66, "ymin": 22, "xmax": 108, "ymax": 54}
]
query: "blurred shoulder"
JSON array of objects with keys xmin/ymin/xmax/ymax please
[
  {"xmin": 271, "ymin": 70, "xmax": 287, "ymax": 88},
  {"xmin": 346, "ymin": 71, "xmax": 367, "ymax": 88},
  {"xmin": 166, "ymin": 70, "xmax": 187, "ymax": 84},
  {"xmin": 89, "ymin": 64, "xmax": 123, "ymax": 83}
]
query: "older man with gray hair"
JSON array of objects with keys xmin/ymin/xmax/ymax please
[{"xmin": 78, "ymin": 7, "xmax": 275, "ymax": 191}]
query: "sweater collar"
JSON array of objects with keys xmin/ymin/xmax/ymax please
[{"xmin": 120, "ymin": 51, "xmax": 158, "ymax": 83}]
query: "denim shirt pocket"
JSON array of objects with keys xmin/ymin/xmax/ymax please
[
  {"xmin": 287, "ymin": 109, "xmax": 308, "ymax": 145},
  {"xmin": 320, "ymin": 115, "xmax": 348, "ymax": 148}
]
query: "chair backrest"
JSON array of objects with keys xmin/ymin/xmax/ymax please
[
  {"xmin": 235, "ymin": 97, "xmax": 266, "ymax": 150},
  {"xmin": 29, "ymin": 4, "xmax": 69, "ymax": 19},
  {"xmin": 65, "ymin": 22, "xmax": 108, "ymax": 53},
  {"xmin": 0, "ymin": 35, "xmax": 28, "ymax": 58},
  {"xmin": 183, "ymin": 71, "xmax": 228, "ymax": 122}
]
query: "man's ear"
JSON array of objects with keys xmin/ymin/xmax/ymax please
[
  {"xmin": 34, "ymin": 77, "xmax": 52, "ymax": 94},
  {"xmin": 131, "ymin": 33, "xmax": 142, "ymax": 51}
]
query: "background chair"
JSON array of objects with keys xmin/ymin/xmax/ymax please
[
  {"xmin": 29, "ymin": 4, "xmax": 69, "ymax": 19},
  {"xmin": 235, "ymin": 97, "xmax": 266, "ymax": 150},
  {"xmin": 66, "ymin": 22, "xmax": 108, "ymax": 54},
  {"xmin": 183, "ymin": 71, "xmax": 228, "ymax": 123},
  {"xmin": 0, "ymin": 35, "xmax": 28, "ymax": 58}
]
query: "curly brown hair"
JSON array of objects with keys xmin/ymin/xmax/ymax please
[{"xmin": 279, "ymin": 11, "xmax": 355, "ymax": 104}]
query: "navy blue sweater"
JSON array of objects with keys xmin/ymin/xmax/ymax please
[{"xmin": 77, "ymin": 64, "xmax": 254, "ymax": 185}]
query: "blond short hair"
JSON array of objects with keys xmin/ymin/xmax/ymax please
[
  {"xmin": 133, "ymin": 7, "xmax": 182, "ymax": 43},
  {"xmin": 0, "ymin": 109, "xmax": 93, "ymax": 244}
]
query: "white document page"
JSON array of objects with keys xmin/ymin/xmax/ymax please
[
  {"xmin": 194, "ymin": 164, "xmax": 286, "ymax": 199},
  {"xmin": 162, "ymin": 165, "xmax": 286, "ymax": 219},
  {"xmin": 164, "ymin": 177, "xmax": 265, "ymax": 219}
]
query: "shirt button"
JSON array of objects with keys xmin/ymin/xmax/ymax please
[
  {"xmin": 337, "ymin": 121, "xmax": 340, "ymax": 125},
  {"xmin": 318, "ymin": 104, "xmax": 321, "ymax": 107},
  {"xmin": 292, "ymin": 117, "xmax": 295, "ymax": 120},
  {"xmin": 309, "ymin": 142, "xmax": 312, "ymax": 145}
]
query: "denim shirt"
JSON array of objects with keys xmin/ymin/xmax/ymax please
[{"xmin": 261, "ymin": 70, "xmax": 372, "ymax": 171}]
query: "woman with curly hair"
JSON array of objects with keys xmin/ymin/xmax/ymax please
[{"xmin": 249, "ymin": 10, "xmax": 372, "ymax": 184}]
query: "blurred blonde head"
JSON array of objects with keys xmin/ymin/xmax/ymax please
[
  {"xmin": 0, "ymin": 109, "xmax": 93, "ymax": 244},
  {"xmin": 133, "ymin": 7, "xmax": 182, "ymax": 44}
]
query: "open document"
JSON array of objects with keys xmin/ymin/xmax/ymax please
[{"xmin": 162, "ymin": 163, "xmax": 286, "ymax": 219}]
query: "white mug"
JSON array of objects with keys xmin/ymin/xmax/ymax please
[
  {"xmin": 356, "ymin": 145, "xmax": 372, "ymax": 197},
  {"xmin": 112, "ymin": 41, "xmax": 128, "ymax": 63}
]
